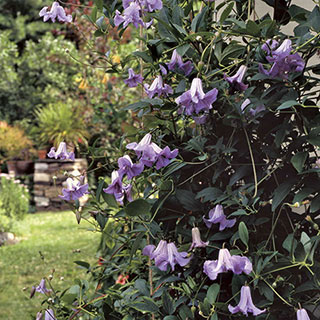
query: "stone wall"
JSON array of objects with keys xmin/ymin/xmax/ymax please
[{"xmin": 34, "ymin": 159, "xmax": 88, "ymax": 210}]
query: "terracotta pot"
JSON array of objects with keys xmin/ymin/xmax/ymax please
[
  {"xmin": 7, "ymin": 160, "xmax": 34, "ymax": 175},
  {"xmin": 37, "ymin": 149, "xmax": 47, "ymax": 160}
]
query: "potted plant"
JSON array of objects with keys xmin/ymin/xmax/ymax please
[
  {"xmin": 35, "ymin": 101, "xmax": 89, "ymax": 157},
  {"xmin": 0, "ymin": 123, "xmax": 35, "ymax": 175}
]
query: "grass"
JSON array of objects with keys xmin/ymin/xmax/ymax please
[{"xmin": 0, "ymin": 211, "xmax": 100, "ymax": 320}]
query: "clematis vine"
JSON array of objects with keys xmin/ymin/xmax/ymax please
[
  {"xmin": 175, "ymin": 78, "xmax": 218, "ymax": 116},
  {"xmin": 203, "ymin": 205, "xmax": 236, "ymax": 231},
  {"xmin": 59, "ymin": 176, "xmax": 88, "ymax": 201},
  {"xmin": 228, "ymin": 285, "xmax": 266, "ymax": 316},
  {"xmin": 259, "ymin": 39, "xmax": 305, "ymax": 79},
  {"xmin": 167, "ymin": 49, "xmax": 193, "ymax": 76},
  {"xmin": 143, "ymin": 240, "xmax": 191, "ymax": 271},
  {"xmin": 190, "ymin": 227, "xmax": 208, "ymax": 250},
  {"xmin": 39, "ymin": 2, "xmax": 72, "ymax": 23},
  {"xmin": 124, "ymin": 68, "xmax": 144, "ymax": 87},
  {"xmin": 203, "ymin": 248, "xmax": 252, "ymax": 280},
  {"xmin": 47, "ymin": 142, "xmax": 75, "ymax": 161},
  {"xmin": 144, "ymin": 75, "xmax": 173, "ymax": 98},
  {"xmin": 126, "ymin": 133, "xmax": 178, "ymax": 168},
  {"xmin": 224, "ymin": 65, "xmax": 248, "ymax": 93},
  {"xmin": 296, "ymin": 308, "xmax": 310, "ymax": 320},
  {"xmin": 103, "ymin": 170, "xmax": 133, "ymax": 205}
]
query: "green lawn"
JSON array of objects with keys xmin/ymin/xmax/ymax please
[{"xmin": 0, "ymin": 211, "xmax": 100, "ymax": 320}]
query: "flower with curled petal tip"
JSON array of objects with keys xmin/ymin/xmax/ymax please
[
  {"xmin": 144, "ymin": 75, "xmax": 173, "ymax": 98},
  {"xmin": 39, "ymin": 2, "xmax": 72, "ymax": 23},
  {"xmin": 124, "ymin": 68, "xmax": 143, "ymax": 87},
  {"xmin": 118, "ymin": 155, "xmax": 144, "ymax": 180},
  {"xmin": 167, "ymin": 49, "xmax": 193, "ymax": 76},
  {"xmin": 143, "ymin": 240, "xmax": 191, "ymax": 271},
  {"xmin": 224, "ymin": 65, "xmax": 248, "ymax": 93},
  {"xmin": 175, "ymin": 78, "xmax": 218, "ymax": 115},
  {"xmin": 35, "ymin": 279, "xmax": 52, "ymax": 295},
  {"xmin": 296, "ymin": 308, "xmax": 310, "ymax": 320},
  {"xmin": 155, "ymin": 146, "xmax": 178, "ymax": 170},
  {"xmin": 261, "ymin": 39, "xmax": 279, "ymax": 55},
  {"xmin": 203, "ymin": 205, "xmax": 236, "ymax": 231},
  {"xmin": 59, "ymin": 176, "xmax": 88, "ymax": 201},
  {"xmin": 190, "ymin": 227, "xmax": 209, "ymax": 250},
  {"xmin": 228, "ymin": 286, "xmax": 266, "ymax": 316},
  {"xmin": 47, "ymin": 142, "xmax": 75, "ymax": 161},
  {"xmin": 203, "ymin": 248, "xmax": 252, "ymax": 280}
]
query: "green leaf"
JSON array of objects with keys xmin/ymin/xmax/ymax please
[
  {"xmin": 272, "ymin": 180, "xmax": 295, "ymax": 211},
  {"xmin": 134, "ymin": 279, "xmax": 150, "ymax": 296},
  {"xmin": 95, "ymin": 0, "xmax": 103, "ymax": 10},
  {"xmin": 96, "ymin": 179, "xmax": 105, "ymax": 202},
  {"xmin": 91, "ymin": 6, "xmax": 98, "ymax": 21},
  {"xmin": 125, "ymin": 199, "xmax": 151, "ymax": 216},
  {"xmin": 102, "ymin": 192, "xmax": 119, "ymax": 208},
  {"xmin": 164, "ymin": 316, "xmax": 179, "ymax": 320},
  {"xmin": 74, "ymin": 261, "xmax": 90, "ymax": 269},
  {"xmin": 133, "ymin": 51, "xmax": 153, "ymax": 63},
  {"xmin": 220, "ymin": 2, "xmax": 234, "ymax": 23},
  {"xmin": 176, "ymin": 44, "xmax": 190, "ymax": 56},
  {"xmin": 238, "ymin": 222, "xmax": 249, "ymax": 247},
  {"xmin": 96, "ymin": 213, "xmax": 107, "ymax": 230},
  {"xmin": 196, "ymin": 187, "xmax": 223, "ymax": 202},
  {"xmin": 291, "ymin": 152, "xmax": 308, "ymax": 173},
  {"xmin": 310, "ymin": 193, "xmax": 320, "ymax": 213},
  {"xmin": 130, "ymin": 232, "xmax": 145, "ymax": 261},
  {"xmin": 246, "ymin": 20, "xmax": 260, "ymax": 36},
  {"xmin": 277, "ymin": 100, "xmax": 299, "ymax": 110},
  {"xmin": 131, "ymin": 297, "xmax": 159, "ymax": 313},
  {"xmin": 191, "ymin": 7, "xmax": 209, "ymax": 32},
  {"xmin": 163, "ymin": 291, "xmax": 175, "ymax": 314},
  {"xmin": 207, "ymin": 284, "xmax": 220, "ymax": 305}
]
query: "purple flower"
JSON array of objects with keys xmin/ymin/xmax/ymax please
[
  {"xmin": 36, "ymin": 312, "xmax": 43, "ymax": 320},
  {"xmin": 127, "ymin": 133, "xmax": 178, "ymax": 168},
  {"xmin": 39, "ymin": 2, "xmax": 72, "ymax": 23},
  {"xmin": 114, "ymin": 2, "xmax": 143, "ymax": 28},
  {"xmin": 228, "ymin": 286, "xmax": 266, "ymax": 316},
  {"xmin": 159, "ymin": 64, "xmax": 168, "ymax": 75},
  {"xmin": 118, "ymin": 155, "xmax": 144, "ymax": 179},
  {"xmin": 155, "ymin": 146, "xmax": 178, "ymax": 170},
  {"xmin": 124, "ymin": 68, "xmax": 144, "ymax": 87},
  {"xmin": 141, "ymin": 0, "xmax": 163, "ymax": 12},
  {"xmin": 59, "ymin": 176, "xmax": 88, "ymax": 201},
  {"xmin": 259, "ymin": 39, "xmax": 305, "ymax": 79},
  {"xmin": 175, "ymin": 78, "xmax": 218, "ymax": 115},
  {"xmin": 315, "ymin": 159, "xmax": 320, "ymax": 168},
  {"xmin": 45, "ymin": 309, "xmax": 57, "ymax": 320},
  {"xmin": 114, "ymin": 2, "xmax": 153, "ymax": 28},
  {"xmin": 297, "ymin": 308, "xmax": 310, "ymax": 320},
  {"xmin": 203, "ymin": 205, "xmax": 236, "ymax": 231},
  {"xmin": 203, "ymin": 248, "xmax": 252, "ymax": 280},
  {"xmin": 35, "ymin": 279, "xmax": 52, "ymax": 295},
  {"xmin": 103, "ymin": 171, "xmax": 132, "ymax": 205},
  {"xmin": 167, "ymin": 49, "xmax": 193, "ymax": 76},
  {"xmin": 47, "ymin": 142, "xmax": 75, "ymax": 161},
  {"xmin": 190, "ymin": 227, "xmax": 208, "ymax": 250},
  {"xmin": 241, "ymin": 99, "xmax": 266, "ymax": 116},
  {"xmin": 224, "ymin": 65, "xmax": 248, "ymax": 92},
  {"xmin": 144, "ymin": 75, "xmax": 173, "ymax": 98},
  {"xmin": 143, "ymin": 240, "xmax": 191, "ymax": 271}
]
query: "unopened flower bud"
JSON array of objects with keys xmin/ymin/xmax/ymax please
[
  {"xmin": 48, "ymin": 274, "xmax": 53, "ymax": 280},
  {"xmin": 198, "ymin": 61, "xmax": 205, "ymax": 72}
]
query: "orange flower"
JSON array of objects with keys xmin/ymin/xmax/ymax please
[
  {"xmin": 115, "ymin": 274, "xmax": 129, "ymax": 285},
  {"xmin": 112, "ymin": 55, "xmax": 121, "ymax": 64},
  {"xmin": 79, "ymin": 79, "xmax": 88, "ymax": 90}
]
